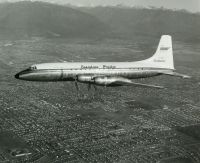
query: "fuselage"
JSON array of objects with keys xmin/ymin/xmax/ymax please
[{"xmin": 15, "ymin": 61, "xmax": 171, "ymax": 82}]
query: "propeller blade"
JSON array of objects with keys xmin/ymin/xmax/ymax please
[
  {"xmin": 93, "ymin": 85, "xmax": 97, "ymax": 91},
  {"xmin": 88, "ymin": 84, "xmax": 91, "ymax": 91},
  {"xmin": 75, "ymin": 81, "xmax": 79, "ymax": 91}
]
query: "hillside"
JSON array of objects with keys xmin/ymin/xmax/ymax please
[
  {"xmin": 80, "ymin": 7, "xmax": 200, "ymax": 42},
  {"xmin": 0, "ymin": 1, "xmax": 109, "ymax": 39}
]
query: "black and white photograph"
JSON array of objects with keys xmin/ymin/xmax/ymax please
[{"xmin": 0, "ymin": 0, "xmax": 200, "ymax": 162}]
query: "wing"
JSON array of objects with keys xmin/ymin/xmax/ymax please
[{"xmin": 93, "ymin": 76, "xmax": 165, "ymax": 89}]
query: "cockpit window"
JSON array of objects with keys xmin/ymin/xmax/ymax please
[{"xmin": 28, "ymin": 66, "xmax": 37, "ymax": 70}]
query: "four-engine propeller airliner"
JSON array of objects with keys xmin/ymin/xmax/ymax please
[{"xmin": 15, "ymin": 35, "xmax": 190, "ymax": 90}]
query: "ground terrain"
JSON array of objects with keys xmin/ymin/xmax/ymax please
[{"xmin": 0, "ymin": 36, "xmax": 200, "ymax": 162}]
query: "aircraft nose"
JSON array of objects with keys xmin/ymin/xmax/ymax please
[{"xmin": 15, "ymin": 73, "xmax": 20, "ymax": 79}]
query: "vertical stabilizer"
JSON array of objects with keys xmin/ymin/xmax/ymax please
[{"xmin": 147, "ymin": 35, "xmax": 174, "ymax": 70}]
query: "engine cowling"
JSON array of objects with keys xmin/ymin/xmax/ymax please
[{"xmin": 77, "ymin": 75, "xmax": 94, "ymax": 83}]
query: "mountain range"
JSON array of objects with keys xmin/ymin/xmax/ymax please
[
  {"xmin": 0, "ymin": 1, "xmax": 108, "ymax": 39},
  {"xmin": 0, "ymin": 1, "xmax": 200, "ymax": 42},
  {"xmin": 81, "ymin": 7, "xmax": 200, "ymax": 42}
]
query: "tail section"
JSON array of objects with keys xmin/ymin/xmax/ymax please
[{"xmin": 146, "ymin": 35, "xmax": 174, "ymax": 70}]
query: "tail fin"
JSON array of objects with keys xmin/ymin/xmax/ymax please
[{"xmin": 147, "ymin": 35, "xmax": 174, "ymax": 70}]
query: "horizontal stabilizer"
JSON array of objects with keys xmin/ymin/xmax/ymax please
[{"xmin": 160, "ymin": 71, "xmax": 191, "ymax": 79}]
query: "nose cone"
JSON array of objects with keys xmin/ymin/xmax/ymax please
[
  {"xmin": 14, "ymin": 69, "xmax": 34, "ymax": 81},
  {"xmin": 15, "ymin": 73, "xmax": 20, "ymax": 79}
]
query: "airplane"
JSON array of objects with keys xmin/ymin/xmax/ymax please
[{"xmin": 15, "ymin": 35, "xmax": 191, "ymax": 90}]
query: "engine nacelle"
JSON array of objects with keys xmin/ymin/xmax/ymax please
[
  {"xmin": 94, "ymin": 77, "xmax": 116, "ymax": 86},
  {"xmin": 77, "ymin": 75, "xmax": 94, "ymax": 83},
  {"xmin": 77, "ymin": 76, "xmax": 129, "ymax": 86}
]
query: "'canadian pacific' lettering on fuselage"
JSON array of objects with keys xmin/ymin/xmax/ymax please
[
  {"xmin": 81, "ymin": 65, "xmax": 99, "ymax": 69},
  {"xmin": 81, "ymin": 65, "xmax": 116, "ymax": 69}
]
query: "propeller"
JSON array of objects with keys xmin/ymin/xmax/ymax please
[
  {"xmin": 74, "ymin": 76, "xmax": 79, "ymax": 91},
  {"xmin": 75, "ymin": 81, "xmax": 79, "ymax": 91},
  {"xmin": 93, "ymin": 85, "xmax": 97, "ymax": 91},
  {"xmin": 88, "ymin": 83, "xmax": 91, "ymax": 91}
]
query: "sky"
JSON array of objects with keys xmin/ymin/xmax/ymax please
[{"xmin": 0, "ymin": 0, "xmax": 200, "ymax": 12}]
